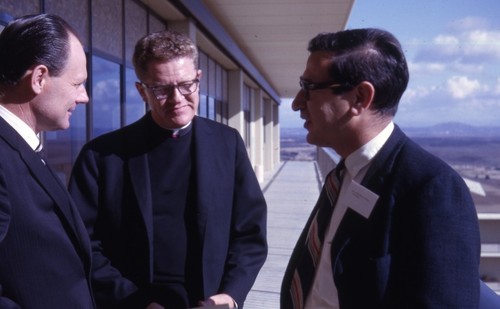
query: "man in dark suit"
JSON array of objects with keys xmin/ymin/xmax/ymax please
[
  {"xmin": 69, "ymin": 30, "xmax": 267, "ymax": 309},
  {"xmin": 280, "ymin": 28, "xmax": 482, "ymax": 308},
  {"xmin": 0, "ymin": 14, "xmax": 94, "ymax": 308}
]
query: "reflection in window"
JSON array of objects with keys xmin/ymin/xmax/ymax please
[
  {"xmin": 215, "ymin": 100, "xmax": 223, "ymax": 123},
  {"xmin": 45, "ymin": 102, "xmax": 86, "ymax": 184},
  {"xmin": 208, "ymin": 97, "xmax": 215, "ymax": 120},
  {"xmin": 125, "ymin": 68, "xmax": 146, "ymax": 124},
  {"xmin": 198, "ymin": 50, "xmax": 228, "ymax": 123},
  {"xmin": 0, "ymin": 12, "xmax": 14, "ymax": 32},
  {"xmin": 243, "ymin": 83, "xmax": 252, "ymax": 147},
  {"xmin": 92, "ymin": 56, "xmax": 120, "ymax": 137},
  {"xmin": 199, "ymin": 94, "xmax": 208, "ymax": 118}
]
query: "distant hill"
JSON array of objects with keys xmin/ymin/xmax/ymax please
[
  {"xmin": 400, "ymin": 122, "xmax": 500, "ymax": 138},
  {"xmin": 282, "ymin": 122, "xmax": 500, "ymax": 138}
]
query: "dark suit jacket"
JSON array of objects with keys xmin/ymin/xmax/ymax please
[
  {"xmin": 281, "ymin": 125, "xmax": 481, "ymax": 308},
  {"xmin": 69, "ymin": 114, "xmax": 267, "ymax": 308},
  {"xmin": 0, "ymin": 117, "xmax": 95, "ymax": 309}
]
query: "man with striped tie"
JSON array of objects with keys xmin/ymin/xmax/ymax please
[{"xmin": 281, "ymin": 28, "xmax": 482, "ymax": 308}]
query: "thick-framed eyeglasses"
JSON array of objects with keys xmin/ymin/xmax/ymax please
[
  {"xmin": 299, "ymin": 78, "xmax": 349, "ymax": 93},
  {"xmin": 139, "ymin": 78, "xmax": 200, "ymax": 101}
]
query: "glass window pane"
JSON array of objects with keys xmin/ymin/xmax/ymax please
[
  {"xmin": 125, "ymin": 68, "xmax": 145, "ymax": 124},
  {"xmin": 92, "ymin": 56, "xmax": 120, "ymax": 137},
  {"xmin": 197, "ymin": 50, "xmax": 228, "ymax": 123},
  {"xmin": 215, "ymin": 100, "xmax": 222, "ymax": 122},
  {"xmin": 45, "ymin": 103, "xmax": 86, "ymax": 184},
  {"xmin": 208, "ymin": 97, "xmax": 215, "ymax": 120},
  {"xmin": 199, "ymin": 51, "xmax": 208, "ymax": 94},
  {"xmin": 222, "ymin": 69, "xmax": 228, "ymax": 103},
  {"xmin": 243, "ymin": 84, "xmax": 252, "ymax": 147},
  {"xmin": 199, "ymin": 94, "xmax": 208, "ymax": 118},
  {"xmin": 222, "ymin": 70, "xmax": 228, "ymax": 123},
  {"xmin": 216, "ymin": 64, "xmax": 222, "ymax": 100},
  {"xmin": 208, "ymin": 58, "xmax": 216, "ymax": 97}
]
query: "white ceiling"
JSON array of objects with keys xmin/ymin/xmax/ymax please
[{"xmin": 200, "ymin": 0, "xmax": 355, "ymax": 99}]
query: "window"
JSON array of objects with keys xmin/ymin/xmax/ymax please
[
  {"xmin": 92, "ymin": 56, "xmax": 121, "ymax": 137},
  {"xmin": 125, "ymin": 68, "xmax": 146, "ymax": 125},
  {"xmin": 198, "ymin": 50, "xmax": 228, "ymax": 123},
  {"xmin": 243, "ymin": 83, "xmax": 252, "ymax": 147},
  {"xmin": 0, "ymin": 12, "xmax": 13, "ymax": 31},
  {"xmin": 45, "ymin": 95, "xmax": 87, "ymax": 184}
]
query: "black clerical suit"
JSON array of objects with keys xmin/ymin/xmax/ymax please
[{"xmin": 69, "ymin": 113, "xmax": 267, "ymax": 308}]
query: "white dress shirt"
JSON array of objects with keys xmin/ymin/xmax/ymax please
[
  {"xmin": 0, "ymin": 104, "xmax": 41, "ymax": 151},
  {"xmin": 305, "ymin": 122, "xmax": 394, "ymax": 309}
]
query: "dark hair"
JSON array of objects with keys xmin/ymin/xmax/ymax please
[
  {"xmin": 308, "ymin": 28, "xmax": 409, "ymax": 116},
  {"xmin": 132, "ymin": 30, "xmax": 198, "ymax": 80},
  {"xmin": 0, "ymin": 13, "xmax": 78, "ymax": 87}
]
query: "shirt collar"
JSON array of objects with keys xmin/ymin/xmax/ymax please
[
  {"xmin": 169, "ymin": 121, "xmax": 192, "ymax": 138},
  {"xmin": 345, "ymin": 122, "xmax": 394, "ymax": 178},
  {"xmin": 0, "ymin": 104, "xmax": 41, "ymax": 151}
]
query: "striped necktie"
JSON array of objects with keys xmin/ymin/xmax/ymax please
[{"xmin": 289, "ymin": 160, "xmax": 345, "ymax": 309}]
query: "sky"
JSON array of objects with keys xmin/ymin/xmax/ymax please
[{"xmin": 280, "ymin": 0, "xmax": 500, "ymax": 128}]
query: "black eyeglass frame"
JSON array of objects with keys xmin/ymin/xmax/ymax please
[
  {"xmin": 138, "ymin": 78, "xmax": 200, "ymax": 100},
  {"xmin": 299, "ymin": 78, "xmax": 351, "ymax": 93}
]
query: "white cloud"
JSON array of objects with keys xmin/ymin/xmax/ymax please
[
  {"xmin": 401, "ymin": 85, "xmax": 435, "ymax": 105},
  {"xmin": 494, "ymin": 78, "xmax": 500, "ymax": 95},
  {"xmin": 461, "ymin": 30, "xmax": 500, "ymax": 59},
  {"xmin": 423, "ymin": 30, "xmax": 500, "ymax": 62},
  {"xmin": 396, "ymin": 75, "xmax": 500, "ymax": 127},
  {"xmin": 93, "ymin": 79, "xmax": 120, "ymax": 100},
  {"xmin": 446, "ymin": 16, "xmax": 490, "ymax": 32},
  {"xmin": 408, "ymin": 61, "xmax": 446, "ymax": 74},
  {"xmin": 446, "ymin": 76, "xmax": 482, "ymax": 99},
  {"xmin": 449, "ymin": 62, "xmax": 484, "ymax": 74},
  {"xmin": 433, "ymin": 34, "xmax": 460, "ymax": 46}
]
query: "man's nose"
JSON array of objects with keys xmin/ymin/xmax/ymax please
[
  {"xmin": 167, "ymin": 86, "xmax": 183, "ymax": 103},
  {"xmin": 291, "ymin": 89, "xmax": 307, "ymax": 111},
  {"xmin": 78, "ymin": 88, "xmax": 90, "ymax": 104}
]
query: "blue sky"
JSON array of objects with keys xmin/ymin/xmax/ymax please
[{"xmin": 280, "ymin": 0, "xmax": 500, "ymax": 128}]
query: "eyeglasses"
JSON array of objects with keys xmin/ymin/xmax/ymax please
[
  {"xmin": 299, "ymin": 78, "xmax": 349, "ymax": 93},
  {"xmin": 139, "ymin": 78, "xmax": 200, "ymax": 100}
]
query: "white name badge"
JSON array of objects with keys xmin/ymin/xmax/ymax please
[{"xmin": 341, "ymin": 180, "xmax": 379, "ymax": 218}]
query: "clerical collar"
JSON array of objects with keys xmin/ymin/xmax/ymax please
[{"xmin": 168, "ymin": 121, "xmax": 192, "ymax": 138}]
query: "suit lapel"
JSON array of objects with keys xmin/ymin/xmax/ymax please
[
  {"xmin": 361, "ymin": 126, "xmax": 407, "ymax": 194},
  {"xmin": 331, "ymin": 126, "xmax": 408, "ymax": 268},
  {"xmin": 0, "ymin": 118, "xmax": 90, "ymax": 264},
  {"xmin": 126, "ymin": 116, "xmax": 155, "ymax": 269},
  {"xmin": 191, "ymin": 117, "xmax": 213, "ymax": 237},
  {"xmin": 128, "ymin": 154, "xmax": 154, "ymax": 245}
]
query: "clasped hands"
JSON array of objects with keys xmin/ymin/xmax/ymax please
[{"xmin": 145, "ymin": 293, "xmax": 236, "ymax": 309}]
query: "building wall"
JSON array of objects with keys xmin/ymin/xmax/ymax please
[{"xmin": 0, "ymin": 0, "xmax": 280, "ymax": 183}]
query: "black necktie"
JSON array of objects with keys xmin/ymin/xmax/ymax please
[{"xmin": 289, "ymin": 160, "xmax": 345, "ymax": 309}]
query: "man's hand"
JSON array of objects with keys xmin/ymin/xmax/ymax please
[{"xmin": 198, "ymin": 293, "xmax": 236, "ymax": 308}]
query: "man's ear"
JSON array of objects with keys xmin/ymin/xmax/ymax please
[
  {"xmin": 30, "ymin": 65, "xmax": 49, "ymax": 94},
  {"xmin": 350, "ymin": 81, "xmax": 375, "ymax": 116},
  {"xmin": 135, "ymin": 82, "xmax": 148, "ymax": 102}
]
